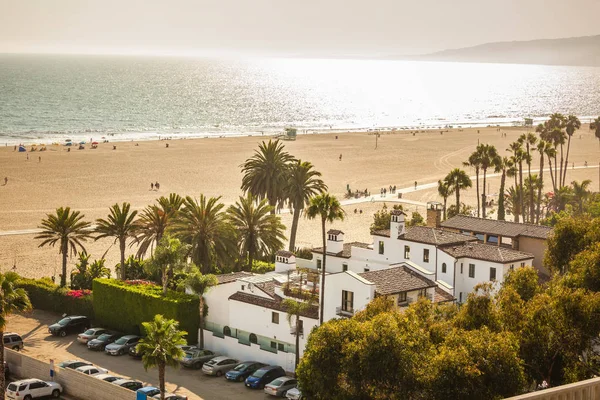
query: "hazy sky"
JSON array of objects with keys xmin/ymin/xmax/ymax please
[{"xmin": 2, "ymin": 0, "xmax": 599, "ymax": 56}]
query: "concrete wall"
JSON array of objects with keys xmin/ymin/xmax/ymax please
[
  {"xmin": 322, "ymin": 271, "xmax": 375, "ymax": 322},
  {"xmin": 5, "ymin": 349, "xmax": 134, "ymax": 400},
  {"xmin": 519, "ymin": 236, "xmax": 549, "ymax": 276},
  {"xmin": 204, "ymin": 281, "xmax": 240, "ymax": 329},
  {"xmin": 505, "ymin": 376, "xmax": 600, "ymax": 399}
]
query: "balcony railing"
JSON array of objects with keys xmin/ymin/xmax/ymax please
[
  {"xmin": 336, "ymin": 306, "xmax": 354, "ymax": 317},
  {"xmin": 283, "ymin": 286, "xmax": 318, "ymax": 302}
]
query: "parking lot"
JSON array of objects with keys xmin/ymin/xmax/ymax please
[{"xmin": 7, "ymin": 310, "xmax": 273, "ymax": 400}]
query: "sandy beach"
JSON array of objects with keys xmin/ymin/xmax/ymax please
[{"xmin": 1, "ymin": 126, "xmax": 599, "ymax": 279}]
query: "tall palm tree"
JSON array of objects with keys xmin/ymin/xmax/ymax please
[
  {"xmin": 476, "ymin": 144, "xmax": 498, "ymax": 219},
  {"xmin": 535, "ymin": 141, "xmax": 549, "ymax": 224},
  {"xmin": 591, "ymin": 117, "xmax": 600, "ymax": 147},
  {"xmin": 283, "ymin": 298, "xmax": 313, "ymax": 374},
  {"xmin": 562, "ymin": 115, "xmax": 581, "ymax": 186},
  {"xmin": 240, "ymin": 140, "xmax": 295, "ymax": 214},
  {"xmin": 136, "ymin": 315, "xmax": 187, "ymax": 400},
  {"xmin": 463, "ymin": 152, "xmax": 481, "ymax": 217},
  {"xmin": 132, "ymin": 194, "xmax": 183, "ymax": 259},
  {"xmin": 0, "ymin": 272, "xmax": 32, "ymax": 392},
  {"xmin": 36, "ymin": 207, "xmax": 93, "ymax": 287},
  {"xmin": 95, "ymin": 203, "xmax": 138, "ymax": 280},
  {"xmin": 157, "ymin": 193, "xmax": 184, "ymax": 216},
  {"xmin": 571, "ymin": 179, "xmax": 592, "ymax": 214},
  {"xmin": 170, "ymin": 195, "xmax": 236, "ymax": 274},
  {"xmin": 507, "ymin": 141, "xmax": 524, "ymax": 222},
  {"xmin": 148, "ymin": 236, "xmax": 190, "ymax": 294},
  {"xmin": 306, "ymin": 194, "xmax": 345, "ymax": 325},
  {"xmin": 184, "ymin": 271, "xmax": 218, "ymax": 349},
  {"xmin": 522, "ymin": 133, "xmax": 537, "ymax": 223},
  {"xmin": 545, "ymin": 145, "xmax": 558, "ymax": 194},
  {"xmin": 444, "ymin": 168, "xmax": 472, "ymax": 214},
  {"xmin": 504, "ymin": 186, "xmax": 521, "ymax": 222},
  {"xmin": 550, "ymin": 186, "xmax": 573, "ymax": 212},
  {"xmin": 494, "ymin": 156, "xmax": 513, "ymax": 221},
  {"xmin": 548, "ymin": 113, "xmax": 566, "ymax": 186},
  {"xmin": 437, "ymin": 180, "xmax": 451, "ymax": 221},
  {"xmin": 285, "ymin": 160, "xmax": 327, "ymax": 252},
  {"xmin": 227, "ymin": 194, "xmax": 286, "ymax": 271}
]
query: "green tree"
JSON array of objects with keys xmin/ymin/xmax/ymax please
[
  {"xmin": 136, "ymin": 315, "xmax": 187, "ymax": 400},
  {"xmin": 535, "ymin": 141, "xmax": 549, "ymax": 223},
  {"xmin": 437, "ymin": 180, "xmax": 451, "ymax": 221},
  {"xmin": 116, "ymin": 255, "xmax": 147, "ymax": 280},
  {"xmin": 283, "ymin": 298, "xmax": 313, "ymax": 373},
  {"xmin": 571, "ymin": 179, "xmax": 592, "ymax": 214},
  {"xmin": 227, "ymin": 194, "xmax": 286, "ymax": 271},
  {"xmin": 407, "ymin": 211, "xmax": 425, "ymax": 227},
  {"xmin": 183, "ymin": 271, "xmax": 218, "ymax": 349},
  {"xmin": 285, "ymin": 160, "xmax": 327, "ymax": 252},
  {"xmin": 444, "ymin": 168, "xmax": 472, "ymax": 215},
  {"xmin": 36, "ymin": 207, "xmax": 93, "ymax": 287},
  {"xmin": 463, "ymin": 152, "xmax": 481, "ymax": 217},
  {"xmin": 501, "ymin": 266, "xmax": 541, "ymax": 302},
  {"xmin": 148, "ymin": 236, "xmax": 190, "ymax": 294},
  {"xmin": 476, "ymin": 144, "xmax": 499, "ymax": 219},
  {"xmin": 591, "ymin": 116, "xmax": 600, "ymax": 147},
  {"xmin": 95, "ymin": 202, "xmax": 138, "ymax": 280},
  {"xmin": 495, "ymin": 156, "xmax": 514, "ymax": 221},
  {"xmin": 306, "ymin": 193, "xmax": 345, "ymax": 325},
  {"xmin": 562, "ymin": 115, "xmax": 581, "ymax": 186},
  {"xmin": 522, "ymin": 133, "xmax": 538, "ymax": 223},
  {"xmin": 544, "ymin": 216, "xmax": 600, "ymax": 274},
  {"xmin": 507, "ymin": 141, "xmax": 524, "ymax": 222},
  {"xmin": 132, "ymin": 194, "xmax": 183, "ymax": 259},
  {"xmin": 71, "ymin": 252, "xmax": 110, "ymax": 290},
  {"xmin": 240, "ymin": 139, "xmax": 295, "ymax": 213},
  {"xmin": 171, "ymin": 195, "xmax": 236, "ymax": 274}
]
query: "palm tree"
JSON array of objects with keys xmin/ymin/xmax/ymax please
[
  {"xmin": 184, "ymin": 271, "xmax": 218, "ymax": 349},
  {"xmin": 522, "ymin": 133, "xmax": 537, "ymax": 223},
  {"xmin": 0, "ymin": 272, "xmax": 32, "ymax": 392},
  {"xmin": 148, "ymin": 236, "xmax": 190, "ymax": 294},
  {"xmin": 157, "ymin": 193, "xmax": 184, "ymax": 215},
  {"xmin": 504, "ymin": 186, "xmax": 521, "ymax": 222},
  {"xmin": 132, "ymin": 194, "xmax": 183, "ymax": 259},
  {"xmin": 562, "ymin": 115, "xmax": 581, "ymax": 186},
  {"xmin": 227, "ymin": 194, "xmax": 286, "ymax": 271},
  {"xmin": 507, "ymin": 141, "xmax": 524, "ymax": 222},
  {"xmin": 36, "ymin": 207, "xmax": 93, "ymax": 287},
  {"xmin": 548, "ymin": 113, "xmax": 566, "ymax": 186},
  {"xmin": 495, "ymin": 157, "xmax": 514, "ymax": 221},
  {"xmin": 591, "ymin": 117, "xmax": 600, "ymax": 147},
  {"xmin": 283, "ymin": 298, "xmax": 313, "ymax": 373},
  {"xmin": 306, "ymin": 194, "xmax": 345, "ymax": 325},
  {"xmin": 170, "ymin": 195, "xmax": 236, "ymax": 274},
  {"xmin": 136, "ymin": 315, "xmax": 187, "ymax": 400},
  {"xmin": 535, "ymin": 141, "xmax": 549, "ymax": 224},
  {"xmin": 477, "ymin": 144, "xmax": 498, "ymax": 219},
  {"xmin": 95, "ymin": 203, "xmax": 138, "ymax": 280},
  {"xmin": 571, "ymin": 180, "xmax": 592, "ymax": 214},
  {"xmin": 444, "ymin": 168, "xmax": 472, "ymax": 214},
  {"xmin": 550, "ymin": 186, "xmax": 573, "ymax": 212},
  {"xmin": 437, "ymin": 180, "xmax": 451, "ymax": 221},
  {"xmin": 545, "ymin": 145, "xmax": 558, "ymax": 194},
  {"xmin": 463, "ymin": 152, "xmax": 481, "ymax": 217},
  {"xmin": 285, "ymin": 160, "xmax": 327, "ymax": 252},
  {"xmin": 240, "ymin": 140, "xmax": 295, "ymax": 214}
]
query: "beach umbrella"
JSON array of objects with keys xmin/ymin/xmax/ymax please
[
  {"xmin": 92, "ymin": 141, "xmax": 98, "ymax": 145},
  {"xmin": 65, "ymin": 139, "xmax": 72, "ymax": 142},
  {"xmin": 79, "ymin": 141, "xmax": 86, "ymax": 144}
]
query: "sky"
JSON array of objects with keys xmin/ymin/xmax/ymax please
[{"xmin": 1, "ymin": 0, "xmax": 600, "ymax": 57}]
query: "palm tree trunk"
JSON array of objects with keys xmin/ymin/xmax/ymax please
[
  {"xmin": 498, "ymin": 171, "xmax": 506, "ymax": 221},
  {"xmin": 475, "ymin": 169, "xmax": 480, "ymax": 217},
  {"xmin": 443, "ymin": 197, "xmax": 447, "ymax": 221},
  {"xmin": 519, "ymin": 161, "xmax": 524, "ymax": 223},
  {"xmin": 294, "ymin": 315, "xmax": 301, "ymax": 375},
  {"xmin": 513, "ymin": 172, "xmax": 520, "ymax": 223},
  {"xmin": 319, "ymin": 218, "xmax": 326, "ymax": 325},
  {"xmin": 0, "ymin": 331, "xmax": 5, "ymax": 396},
  {"xmin": 554, "ymin": 152, "xmax": 558, "ymax": 190},
  {"xmin": 120, "ymin": 237, "xmax": 126, "ymax": 280},
  {"xmin": 547, "ymin": 157, "xmax": 556, "ymax": 193},
  {"xmin": 537, "ymin": 156, "xmax": 544, "ymax": 224},
  {"xmin": 528, "ymin": 159, "xmax": 534, "ymax": 224},
  {"xmin": 162, "ymin": 265, "xmax": 169, "ymax": 295},
  {"xmin": 562, "ymin": 136, "xmax": 572, "ymax": 187},
  {"xmin": 60, "ymin": 240, "xmax": 68, "ymax": 287},
  {"xmin": 559, "ymin": 144, "xmax": 564, "ymax": 189},
  {"xmin": 288, "ymin": 204, "xmax": 301, "ymax": 252},
  {"xmin": 159, "ymin": 362, "xmax": 166, "ymax": 400},
  {"xmin": 199, "ymin": 296, "xmax": 205, "ymax": 349},
  {"xmin": 482, "ymin": 169, "xmax": 487, "ymax": 218}
]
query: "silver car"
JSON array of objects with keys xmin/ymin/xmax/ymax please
[
  {"xmin": 286, "ymin": 387, "xmax": 303, "ymax": 400},
  {"xmin": 180, "ymin": 349, "xmax": 218, "ymax": 369},
  {"xmin": 104, "ymin": 335, "xmax": 140, "ymax": 356},
  {"xmin": 77, "ymin": 328, "xmax": 108, "ymax": 344},
  {"xmin": 264, "ymin": 376, "xmax": 298, "ymax": 397},
  {"xmin": 201, "ymin": 356, "xmax": 238, "ymax": 376}
]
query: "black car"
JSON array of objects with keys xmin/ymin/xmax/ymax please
[
  {"xmin": 48, "ymin": 316, "xmax": 90, "ymax": 337},
  {"xmin": 128, "ymin": 344, "xmax": 143, "ymax": 358},
  {"xmin": 87, "ymin": 332, "xmax": 121, "ymax": 351}
]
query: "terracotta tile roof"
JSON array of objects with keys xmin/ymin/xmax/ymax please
[
  {"xmin": 313, "ymin": 241, "xmax": 370, "ymax": 258},
  {"xmin": 328, "ymin": 229, "xmax": 344, "ymax": 235},
  {"xmin": 276, "ymin": 250, "xmax": 295, "ymax": 258},
  {"xmin": 216, "ymin": 272, "xmax": 253, "ymax": 285},
  {"xmin": 358, "ymin": 266, "xmax": 436, "ymax": 295},
  {"xmin": 373, "ymin": 229, "xmax": 391, "ymax": 238},
  {"xmin": 441, "ymin": 215, "xmax": 552, "ymax": 239},
  {"xmin": 255, "ymin": 281, "xmax": 276, "ymax": 297},
  {"xmin": 390, "ymin": 209, "xmax": 407, "ymax": 216},
  {"xmin": 401, "ymin": 226, "xmax": 477, "ymax": 246},
  {"xmin": 229, "ymin": 292, "xmax": 318, "ymax": 319},
  {"xmin": 434, "ymin": 287, "xmax": 455, "ymax": 303},
  {"xmin": 440, "ymin": 242, "xmax": 534, "ymax": 263}
]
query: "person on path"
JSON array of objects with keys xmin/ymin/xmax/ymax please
[
  {"xmin": 3, "ymin": 177, "xmax": 7, "ymax": 185},
  {"xmin": 155, "ymin": 182, "xmax": 160, "ymax": 190},
  {"xmin": 26, "ymin": 153, "xmax": 29, "ymax": 160},
  {"xmin": 150, "ymin": 183, "xmax": 154, "ymax": 190},
  {"xmin": 339, "ymin": 154, "xmax": 342, "ymax": 161},
  {"xmin": 414, "ymin": 181, "xmax": 417, "ymax": 190},
  {"xmin": 38, "ymin": 156, "xmax": 41, "ymax": 162}
]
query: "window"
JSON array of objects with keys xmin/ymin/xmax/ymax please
[
  {"xmin": 29, "ymin": 382, "xmax": 46, "ymax": 389},
  {"xmin": 316, "ymin": 259, "xmax": 322, "ymax": 270},
  {"xmin": 510, "ymin": 264, "xmax": 514, "ymax": 271},
  {"xmin": 418, "ymin": 289, "xmax": 427, "ymax": 298},
  {"xmin": 342, "ymin": 263, "xmax": 348, "ymax": 272},
  {"xmin": 270, "ymin": 341, "xmax": 277, "ymax": 349},
  {"xmin": 461, "ymin": 263, "xmax": 463, "ymax": 274},
  {"xmin": 397, "ymin": 292, "xmax": 407, "ymax": 305},
  {"xmin": 378, "ymin": 241, "xmax": 384, "ymax": 254},
  {"xmin": 278, "ymin": 343, "xmax": 285, "ymax": 351},
  {"xmin": 272, "ymin": 312, "xmax": 279, "ymax": 324},
  {"xmin": 441, "ymin": 263, "xmax": 447, "ymax": 273},
  {"xmin": 249, "ymin": 333, "xmax": 258, "ymax": 344},
  {"xmin": 459, "ymin": 292, "xmax": 462, "ymax": 302},
  {"xmin": 404, "ymin": 245, "xmax": 410, "ymax": 259},
  {"xmin": 423, "ymin": 249, "xmax": 429, "ymax": 263},
  {"xmin": 342, "ymin": 290, "xmax": 354, "ymax": 312},
  {"xmin": 468, "ymin": 264, "xmax": 475, "ymax": 278},
  {"xmin": 223, "ymin": 326, "xmax": 231, "ymax": 336},
  {"xmin": 490, "ymin": 267, "xmax": 497, "ymax": 281},
  {"xmin": 364, "ymin": 267, "xmax": 370, "ymax": 272},
  {"xmin": 520, "ymin": 262, "xmax": 525, "ymax": 267}
]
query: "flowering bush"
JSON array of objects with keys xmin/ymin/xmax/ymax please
[{"xmin": 66, "ymin": 289, "xmax": 92, "ymax": 298}]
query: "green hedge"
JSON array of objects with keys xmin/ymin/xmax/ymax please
[
  {"xmin": 16, "ymin": 277, "xmax": 95, "ymax": 318},
  {"xmin": 92, "ymin": 279, "xmax": 199, "ymax": 344}
]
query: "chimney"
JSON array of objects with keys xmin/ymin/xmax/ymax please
[
  {"xmin": 326, "ymin": 229, "xmax": 344, "ymax": 254},
  {"xmin": 275, "ymin": 250, "xmax": 296, "ymax": 272},
  {"xmin": 426, "ymin": 201, "xmax": 442, "ymax": 228},
  {"xmin": 390, "ymin": 209, "xmax": 407, "ymax": 237}
]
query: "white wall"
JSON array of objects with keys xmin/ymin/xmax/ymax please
[
  {"xmin": 322, "ymin": 272, "xmax": 375, "ymax": 322},
  {"xmin": 396, "ymin": 239, "xmax": 437, "ymax": 274},
  {"xmin": 436, "ymin": 249, "xmax": 456, "ymax": 289},
  {"xmin": 203, "ymin": 281, "xmax": 239, "ymax": 329}
]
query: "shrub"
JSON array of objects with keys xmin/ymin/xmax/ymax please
[
  {"xmin": 93, "ymin": 279, "xmax": 199, "ymax": 344},
  {"xmin": 295, "ymin": 247, "xmax": 313, "ymax": 260},
  {"xmin": 251, "ymin": 261, "xmax": 275, "ymax": 274},
  {"xmin": 16, "ymin": 276, "xmax": 94, "ymax": 318}
]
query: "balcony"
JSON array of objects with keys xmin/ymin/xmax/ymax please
[{"xmin": 336, "ymin": 306, "xmax": 354, "ymax": 317}]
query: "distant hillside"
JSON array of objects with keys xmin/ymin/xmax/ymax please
[{"xmin": 409, "ymin": 35, "xmax": 600, "ymax": 67}]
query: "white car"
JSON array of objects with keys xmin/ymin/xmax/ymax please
[
  {"xmin": 75, "ymin": 365, "xmax": 108, "ymax": 376},
  {"xmin": 94, "ymin": 373, "xmax": 121, "ymax": 383},
  {"xmin": 6, "ymin": 378, "xmax": 62, "ymax": 399}
]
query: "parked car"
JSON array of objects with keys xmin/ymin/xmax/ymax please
[
  {"xmin": 180, "ymin": 349, "xmax": 218, "ymax": 369},
  {"xmin": 48, "ymin": 315, "xmax": 90, "ymax": 337},
  {"xmin": 286, "ymin": 387, "xmax": 304, "ymax": 400},
  {"xmin": 4, "ymin": 361, "xmax": 9, "ymax": 379},
  {"xmin": 57, "ymin": 360, "xmax": 92, "ymax": 369},
  {"xmin": 154, "ymin": 394, "xmax": 188, "ymax": 400},
  {"xmin": 3, "ymin": 333, "xmax": 24, "ymax": 351},
  {"xmin": 94, "ymin": 373, "xmax": 121, "ymax": 383},
  {"xmin": 176, "ymin": 344, "xmax": 198, "ymax": 352},
  {"xmin": 87, "ymin": 332, "xmax": 121, "ymax": 351},
  {"xmin": 201, "ymin": 356, "xmax": 239, "ymax": 376},
  {"xmin": 128, "ymin": 344, "xmax": 143, "ymax": 358},
  {"xmin": 75, "ymin": 365, "xmax": 108, "ymax": 376},
  {"xmin": 245, "ymin": 365, "xmax": 286, "ymax": 389},
  {"xmin": 225, "ymin": 361, "xmax": 267, "ymax": 382},
  {"xmin": 264, "ymin": 376, "xmax": 298, "ymax": 397},
  {"xmin": 105, "ymin": 335, "xmax": 140, "ymax": 356},
  {"xmin": 112, "ymin": 379, "xmax": 143, "ymax": 391},
  {"xmin": 137, "ymin": 386, "xmax": 161, "ymax": 397},
  {"xmin": 77, "ymin": 327, "xmax": 108, "ymax": 344},
  {"xmin": 6, "ymin": 378, "xmax": 62, "ymax": 399}
]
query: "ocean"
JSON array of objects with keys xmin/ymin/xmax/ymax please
[{"xmin": 1, "ymin": 54, "xmax": 599, "ymax": 144}]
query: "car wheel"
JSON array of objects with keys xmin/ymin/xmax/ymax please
[
  {"xmin": 281, "ymin": 390, "xmax": 288, "ymax": 397},
  {"xmin": 237, "ymin": 375, "xmax": 244, "ymax": 382},
  {"xmin": 52, "ymin": 389, "xmax": 60, "ymax": 398},
  {"xmin": 24, "ymin": 396, "xmax": 32, "ymax": 400},
  {"xmin": 119, "ymin": 349, "xmax": 124, "ymax": 356},
  {"xmin": 216, "ymin": 370, "xmax": 222, "ymax": 377},
  {"xmin": 12, "ymin": 346, "xmax": 19, "ymax": 351},
  {"xmin": 60, "ymin": 330, "xmax": 67, "ymax": 337},
  {"xmin": 193, "ymin": 362, "xmax": 202, "ymax": 369}
]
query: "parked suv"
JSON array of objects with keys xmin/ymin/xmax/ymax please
[
  {"xmin": 48, "ymin": 316, "xmax": 90, "ymax": 337},
  {"xmin": 105, "ymin": 335, "xmax": 140, "ymax": 356},
  {"xmin": 3, "ymin": 333, "xmax": 24, "ymax": 351},
  {"xmin": 6, "ymin": 378, "xmax": 62, "ymax": 399},
  {"xmin": 245, "ymin": 365, "xmax": 286, "ymax": 389}
]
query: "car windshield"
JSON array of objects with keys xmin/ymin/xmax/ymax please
[
  {"xmin": 233, "ymin": 363, "xmax": 247, "ymax": 371},
  {"xmin": 205, "ymin": 360, "xmax": 217, "ymax": 366},
  {"xmin": 253, "ymin": 369, "xmax": 268, "ymax": 377},
  {"xmin": 58, "ymin": 361, "xmax": 74, "ymax": 367},
  {"xmin": 184, "ymin": 351, "xmax": 195, "ymax": 358},
  {"xmin": 7, "ymin": 383, "xmax": 16, "ymax": 391},
  {"xmin": 83, "ymin": 329, "xmax": 95, "ymax": 335},
  {"xmin": 97, "ymin": 334, "xmax": 112, "ymax": 341},
  {"xmin": 57, "ymin": 318, "xmax": 70, "ymax": 326},
  {"xmin": 270, "ymin": 378, "xmax": 284, "ymax": 386},
  {"xmin": 114, "ymin": 337, "xmax": 128, "ymax": 345}
]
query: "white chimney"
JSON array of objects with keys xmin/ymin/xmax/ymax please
[
  {"xmin": 326, "ymin": 229, "xmax": 344, "ymax": 254},
  {"xmin": 275, "ymin": 250, "xmax": 296, "ymax": 272},
  {"xmin": 390, "ymin": 210, "xmax": 406, "ymax": 237}
]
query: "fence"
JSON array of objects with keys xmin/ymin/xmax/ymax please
[
  {"xmin": 5, "ymin": 349, "xmax": 135, "ymax": 400},
  {"xmin": 505, "ymin": 377, "xmax": 600, "ymax": 399}
]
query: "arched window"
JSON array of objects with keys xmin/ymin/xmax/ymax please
[
  {"xmin": 249, "ymin": 333, "xmax": 258, "ymax": 344},
  {"xmin": 223, "ymin": 326, "xmax": 231, "ymax": 337},
  {"xmin": 442, "ymin": 263, "xmax": 447, "ymax": 273}
]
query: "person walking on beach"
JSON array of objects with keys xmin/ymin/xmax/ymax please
[
  {"xmin": 26, "ymin": 153, "xmax": 29, "ymax": 161},
  {"xmin": 414, "ymin": 181, "xmax": 418, "ymax": 190},
  {"xmin": 3, "ymin": 177, "xmax": 7, "ymax": 185},
  {"xmin": 150, "ymin": 182, "xmax": 154, "ymax": 190},
  {"xmin": 339, "ymin": 154, "xmax": 342, "ymax": 161},
  {"xmin": 38, "ymin": 156, "xmax": 41, "ymax": 162},
  {"xmin": 155, "ymin": 182, "xmax": 160, "ymax": 190}
]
